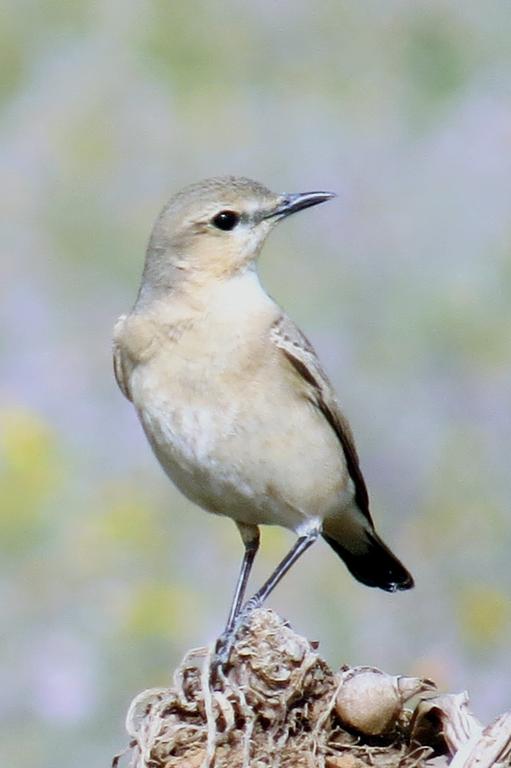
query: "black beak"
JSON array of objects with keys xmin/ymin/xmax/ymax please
[{"xmin": 265, "ymin": 190, "xmax": 336, "ymax": 220}]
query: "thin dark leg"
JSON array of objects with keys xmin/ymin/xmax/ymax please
[
  {"xmin": 243, "ymin": 526, "xmax": 319, "ymax": 612},
  {"xmin": 213, "ymin": 524, "xmax": 318, "ymax": 669},
  {"xmin": 224, "ymin": 523, "xmax": 260, "ymax": 633}
]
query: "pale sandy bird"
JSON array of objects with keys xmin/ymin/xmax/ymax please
[{"xmin": 113, "ymin": 176, "xmax": 413, "ymax": 651}]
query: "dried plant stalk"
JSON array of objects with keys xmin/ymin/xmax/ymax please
[{"xmin": 114, "ymin": 610, "xmax": 510, "ymax": 768}]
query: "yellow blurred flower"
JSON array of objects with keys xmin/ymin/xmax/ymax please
[
  {"xmin": 458, "ymin": 584, "xmax": 510, "ymax": 648},
  {"xmin": 0, "ymin": 406, "xmax": 62, "ymax": 547},
  {"xmin": 126, "ymin": 582, "xmax": 200, "ymax": 640}
]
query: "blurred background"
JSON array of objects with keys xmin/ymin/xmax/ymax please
[{"xmin": 1, "ymin": 1, "xmax": 510, "ymax": 765}]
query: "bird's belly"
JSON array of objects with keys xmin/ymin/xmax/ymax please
[
  {"xmin": 138, "ymin": 399, "xmax": 295, "ymax": 528},
  {"xmin": 135, "ymin": 382, "xmax": 351, "ymax": 532}
]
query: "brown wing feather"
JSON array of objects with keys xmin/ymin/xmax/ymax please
[{"xmin": 270, "ymin": 315, "xmax": 372, "ymax": 525}]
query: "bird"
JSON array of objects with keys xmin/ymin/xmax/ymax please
[{"xmin": 113, "ymin": 176, "xmax": 414, "ymax": 655}]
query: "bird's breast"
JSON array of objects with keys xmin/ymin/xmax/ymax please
[{"xmin": 124, "ymin": 274, "xmax": 351, "ymax": 529}]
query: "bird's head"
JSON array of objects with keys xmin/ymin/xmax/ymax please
[{"xmin": 140, "ymin": 176, "xmax": 335, "ymax": 296}]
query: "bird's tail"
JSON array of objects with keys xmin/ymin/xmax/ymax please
[{"xmin": 322, "ymin": 528, "xmax": 414, "ymax": 592}]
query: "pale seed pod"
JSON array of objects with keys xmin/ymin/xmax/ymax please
[{"xmin": 334, "ymin": 665, "xmax": 436, "ymax": 736}]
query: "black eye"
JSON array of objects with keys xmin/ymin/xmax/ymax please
[{"xmin": 212, "ymin": 210, "xmax": 240, "ymax": 231}]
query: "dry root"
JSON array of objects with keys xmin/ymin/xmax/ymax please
[{"xmin": 114, "ymin": 609, "xmax": 511, "ymax": 768}]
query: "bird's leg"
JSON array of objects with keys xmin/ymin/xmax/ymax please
[
  {"xmin": 214, "ymin": 523, "xmax": 259, "ymax": 665},
  {"xmin": 225, "ymin": 523, "xmax": 260, "ymax": 632},
  {"xmin": 213, "ymin": 522, "xmax": 319, "ymax": 669},
  {"xmin": 240, "ymin": 523, "xmax": 320, "ymax": 619}
]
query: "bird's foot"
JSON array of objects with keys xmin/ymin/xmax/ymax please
[
  {"xmin": 213, "ymin": 628, "xmax": 235, "ymax": 670},
  {"xmin": 237, "ymin": 595, "xmax": 262, "ymax": 623},
  {"xmin": 212, "ymin": 596, "xmax": 262, "ymax": 673}
]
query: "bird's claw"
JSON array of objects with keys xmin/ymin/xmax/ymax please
[
  {"xmin": 237, "ymin": 595, "xmax": 261, "ymax": 622},
  {"xmin": 213, "ymin": 630, "xmax": 234, "ymax": 669},
  {"xmin": 211, "ymin": 596, "xmax": 262, "ymax": 673}
]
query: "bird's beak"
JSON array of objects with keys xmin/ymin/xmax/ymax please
[{"xmin": 265, "ymin": 190, "xmax": 336, "ymax": 220}]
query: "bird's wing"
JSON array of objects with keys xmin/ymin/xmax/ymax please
[
  {"xmin": 112, "ymin": 314, "xmax": 133, "ymax": 401},
  {"xmin": 270, "ymin": 314, "xmax": 372, "ymax": 524}
]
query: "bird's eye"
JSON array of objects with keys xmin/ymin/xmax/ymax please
[{"xmin": 212, "ymin": 210, "xmax": 240, "ymax": 231}]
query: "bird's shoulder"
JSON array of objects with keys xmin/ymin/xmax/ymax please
[
  {"xmin": 112, "ymin": 310, "xmax": 165, "ymax": 401},
  {"xmin": 112, "ymin": 314, "xmax": 132, "ymax": 400},
  {"xmin": 270, "ymin": 313, "xmax": 371, "ymax": 519}
]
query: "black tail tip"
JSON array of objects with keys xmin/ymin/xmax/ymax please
[
  {"xmin": 383, "ymin": 570, "xmax": 415, "ymax": 592},
  {"xmin": 322, "ymin": 531, "xmax": 414, "ymax": 592}
]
